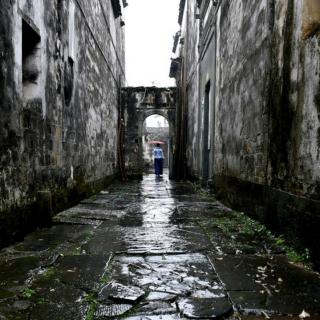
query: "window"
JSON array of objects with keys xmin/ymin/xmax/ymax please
[
  {"xmin": 22, "ymin": 19, "xmax": 41, "ymax": 100},
  {"xmin": 68, "ymin": 0, "xmax": 75, "ymax": 60},
  {"xmin": 111, "ymin": 0, "xmax": 122, "ymax": 19},
  {"xmin": 64, "ymin": 0, "xmax": 75, "ymax": 105},
  {"xmin": 205, "ymin": 81, "xmax": 211, "ymax": 149}
]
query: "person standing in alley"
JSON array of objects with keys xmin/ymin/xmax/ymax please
[{"xmin": 153, "ymin": 143, "xmax": 164, "ymax": 176}]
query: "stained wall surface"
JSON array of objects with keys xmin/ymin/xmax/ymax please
[
  {"xmin": 174, "ymin": 0, "xmax": 320, "ymax": 266},
  {"xmin": 0, "ymin": 0, "xmax": 125, "ymax": 246}
]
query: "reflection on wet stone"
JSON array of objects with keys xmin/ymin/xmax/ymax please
[
  {"xmin": 99, "ymin": 282, "xmax": 145, "ymax": 303},
  {"xmin": 146, "ymin": 292, "xmax": 177, "ymax": 302},
  {"xmin": 178, "ymin": 297, "xmax": 233, "ymax": 319},
  {"xmin": 136, "ymin": 301, "xmax": 177, "ymax": 316},
  {"xmin": 104, "ymin": 253, "xmax": 231, "ymax": 318},
  {"xmin": 95, "ymin": 303, "xmax": 133, "ymax": 318},
  {"xmin": 125, "ymin": 316, "xmax": 182, "ymax": 320},
  {"xmin": 1, "ymin": 173, "xmax": 320, "ymax": 319}
]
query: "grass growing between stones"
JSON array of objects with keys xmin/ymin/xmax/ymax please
[
  {"xmin": 19, "ymin": 266, "xmax": 58, "ymax": 307},
  {"xmin": 70, "ymin": 246, "xmax": 82, "ymax": 256},
  {"xmin": 22, "ymin": 288, "xmax": 36, "ymax": 299},
  {"xmin": 275, "ymin": 236, "xmax": 311, "ymax": 267},
  {"xmin": 85, "ymin": 254, "xmax": 114, "ymax": 320},
  {"xmin": 66, "ymin": 229, "xmax": 95, "ymax": 256},
  {"xmin": 210, "ymin": 212, "xmax": 271, "ymax": 237},
  {"xmin": 192, "ymin": 182, "xmax": 216, "ymax": 201},
  {"xmin": 85, "ymin": 292, "xmax": 99, "ymax": 320},
  {"xmin": 41, "ymin": 266, "xmax": 57, "ymax": 279},
  {"xmin": 193, "ymin": 186, "xmax": 313, "ymax": 269},
  {"xmin": 20, "ymin": 266, "xmax": 57, "ymax": 302},
  {"xmin": 199, "ymin": 211, "xmax": 313, "ymax": 268},
  {"xmin": 84, "ymin": 230, "xmax": 95, "ymax": 242}
]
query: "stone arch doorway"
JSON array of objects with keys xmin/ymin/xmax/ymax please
[
  {"xmin": 121, "ymin": 87, "xmax": 177, "ymax": 178},
  {"xmin": 141, "ymin": 114, "xmax": 171, "ymax": 174}
]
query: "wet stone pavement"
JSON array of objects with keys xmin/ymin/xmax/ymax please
[{"xmin": 0, "ymin": 173, "xmax": 320, "ymax": 319}]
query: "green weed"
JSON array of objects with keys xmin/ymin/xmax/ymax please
[
  {"xmin": 69, "ymin": 246, "xmax": 82, "ymax": 256},
  {"xmin": 84, "ymin": 230, "xmax": 94, "ymax": 242},
  {"xmin": 202, "ymin": 209, "xmax": 312, "ymax": 268},
  {"xmin": 274, "ymin": 236, "xmax": 311, "ymax": 267},
  {"xmin": 286, "ymin": 247, "xmax": 311, "ymax": 265},
  {"xmin": 192, "ymin": 182, "xmax": 216, "ymax": 200},
  {"xmin": 85, "ymin": 292, "xmax": 99, "ymax": 320},
  {"xmin": 22, "ymin": 288, "xmax": 36, "ymax": 299},
  {"xmin": 85, "ymin": 254, "xmax": 114, "ymax": 319},
  {"xmin": 42, "ymin": 266, "xmax": 56, "ymax": 279},
  {"xmin": 37, "ymin": 297, "xmax": 47, "ymax": 305}
]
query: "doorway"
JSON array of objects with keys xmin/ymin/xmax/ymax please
[
  {"xmin": 202, "ymin": 81, "xmax": 211, "ymax": 179},
  {"xmin": 142, "ymin": 115, "xmax": 170, "ymax": 173}
]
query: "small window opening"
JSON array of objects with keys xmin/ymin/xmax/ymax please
[
  {"xmin": 205, "ymin": 81, "xmax": 211, "ymax": 149},
  {"xmin": 22, "ymin": 19, "xmax": 41, "ymax": 99},
  {"xmin": 64, "ymin": 57, "xmax": 74, "ymax": 105},
  {"xmin": 68, "ymin": 0, "xmax": 76, "ymax": 60},
  {"xmin": 111, "ymin": 0, "xmax": 122, "ymax": 19}
]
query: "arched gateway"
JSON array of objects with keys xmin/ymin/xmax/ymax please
[{"xmin": 121, "ymin": 87, "xmax": 177, "ymax": 178}]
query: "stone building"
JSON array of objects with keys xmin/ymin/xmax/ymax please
[
  {"xmin": 171, "ymin": 0, "xmax": 320, "ymax": 266},
  {"xmin": 0, "ymin": 0, "xmax": 126, "ymax": 246}
]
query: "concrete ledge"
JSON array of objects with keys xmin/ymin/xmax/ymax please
[
  {"xmin": 0, "ymin": 174, "xmax": 118, "ymax": 249},
  {"xmin": 213, "ymin": 174, "xmax": 320, "ymax": 270}
]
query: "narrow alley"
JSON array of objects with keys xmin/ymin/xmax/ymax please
[
  {"xmin": 1, "ymin": 172, "xmax": 319, "ymax": 319},
  {"xmin": 1, "ymin": 0, "xmax": 320, "ymax": 319}
]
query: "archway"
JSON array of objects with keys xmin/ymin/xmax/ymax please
[
  {"xmin": 121, "ymin": 87, "xmax": 177, "ymax": 179},
  {"xmin": 142, "ymin": 115, "xmax": 170, "ymax": 173}
]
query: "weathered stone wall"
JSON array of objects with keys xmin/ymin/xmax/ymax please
[
  {"xmin": 180, "ymin": 0, "xmax": 320, "ymax": 194},
  {"xmin": 184, "ymin": 0, "xmax": 200, "ymax": 179},
  {"xmin": 172, "ymin": 0, "xmax": 200, "ymax": 179},
  {"xmin": 214, "ymin": 0, "xmax": 270, "ymax": 185},
  {"xmin": 183, "ymin": 0, "xmax": 320, "ymax": 201},
  {"xmin": 121, "ymin": 87, "xmax": 177, "ymax": 178},
  {"xmin": 176, "ymin": 0, "xmax": 320, "ymax": 267},
  {"xmin": 0, "ymin": 0, "xmax": 125, "ymax": 246},
  {"xmin": 269, "ymin": 0, "xmax": 320, "ymax": 199}
]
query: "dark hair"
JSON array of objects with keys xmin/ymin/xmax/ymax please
[{"xmin": 156, "ymin": 143, "xmax": 160, "ymax": 147}]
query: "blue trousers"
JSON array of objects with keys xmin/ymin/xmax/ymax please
[{"xmin": 154, "ymin": 158, "xmax": 163, "ymax": 175}]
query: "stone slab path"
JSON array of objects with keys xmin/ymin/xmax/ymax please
[{"xmin": 0, "ymin": 173, "xmax": 320, "ymax": 319}]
